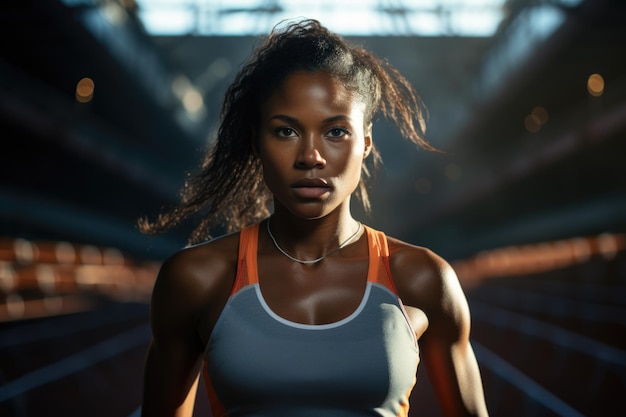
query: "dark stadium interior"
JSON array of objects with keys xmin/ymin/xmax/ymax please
[{"xmin": 1, "ymin": 0, "xmax": 625, "ymax": 416}]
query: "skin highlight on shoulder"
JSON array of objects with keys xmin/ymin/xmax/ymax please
[
  {"xmin": 385, "ymin": 237, "xmax": 469, "ymax": 337},
  {"xmin": 152, "ymin": 232, "xmax": 240, "ymax": 346}
]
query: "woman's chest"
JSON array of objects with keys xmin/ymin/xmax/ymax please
[{"xmin": 205, "ymin": 284, "xmax": 419, "ymax": 413}]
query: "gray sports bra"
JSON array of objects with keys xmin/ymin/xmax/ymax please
[{"xmin": 203, "ymin": 223, "xmax": 420, "ymax": 417}]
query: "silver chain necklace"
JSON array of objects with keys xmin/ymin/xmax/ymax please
[{"xmin": 266, "ymin": 218, "xmax": 362, "ymax": 265}]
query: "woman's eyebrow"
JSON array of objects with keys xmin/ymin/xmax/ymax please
[
  {"xmin": 269, "ymin": 114, "xmax": 351, "ymax": 123},
  {"xmin": 324, "ymin": 115, "xmax": 351, "ymax": 123},
  {"xmin": 270, "ymin": 114, "xmax": 299, "ymax": 123}
]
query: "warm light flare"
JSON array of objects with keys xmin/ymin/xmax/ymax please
[
  {"xmin": 587, "ymin": 73, "xmax": 604, "ymax": 97},
  {"xmin": 531, "ymin": 106, "xmax": 549, "ymax": 124},
  {"xmin": 524, "ymin": 106, "xmax": 549, "ymax": 133},
  {"xmin": 183, "ymin": 89, "xmax": 204, "ymax": 113},
  {"xmin": 524, "ymin": 114, "xmax": 541, "ymax": 133},
  {"xmin": 75, "ymin": 77, "xmax": 95, "ymax": 103}
]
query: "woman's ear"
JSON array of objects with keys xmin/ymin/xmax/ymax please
[{"xmin": 363, "ymin": 123, "xmax": 373, "ymax": 158}]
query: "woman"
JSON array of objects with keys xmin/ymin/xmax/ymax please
[{"xmin": 139, "ymin": 19, "xmax": 489, "ymax": 417}]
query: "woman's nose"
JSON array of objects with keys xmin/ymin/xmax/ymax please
[{"xmin": 295, "ymin": 137, "xmax": 326, "ymax": 169}]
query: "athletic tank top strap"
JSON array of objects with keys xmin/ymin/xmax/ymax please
[
  {"xmin": 364, "ymin": 225, "xmax": 399, "ymax": 295},
  {"xmin": 231, "ymin": 223, "xmax": 260, "ymax": 296}
]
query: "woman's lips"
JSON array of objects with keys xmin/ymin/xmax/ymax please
[
  {"xmin": 293, "ymin": 186, "xmax": 330, "ymax": 198},
  {"xmin": 292, "ymin": 178, "xmax": 331, "ymax": 198}
]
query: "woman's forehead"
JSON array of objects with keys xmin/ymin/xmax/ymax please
[{"xmin": 263, "ymin": 71, "xmax": 366, "ymax": 113}]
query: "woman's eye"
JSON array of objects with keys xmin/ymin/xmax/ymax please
[
  {"xmin": 327, "ymin": 128, "xmax": 349, "ymax": 138},
  {"xmin": 276, "ymin": 127, "xmax": 297, "ymax": 137}
]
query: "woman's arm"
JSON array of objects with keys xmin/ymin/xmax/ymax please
[
  {"xmin": 391, "ymin": 243, "xmax": 489, "ymax": 417},
  {"xmin": 141, "ymin": 240, "xmax": 237, "ymax": 417},
  {"xmin": 420, "ymin": 256, "xmax": 488, "ymax": 417},
  {"xmin": 141, "ymin": 251, "xmax": 205, "ymax": 417}
]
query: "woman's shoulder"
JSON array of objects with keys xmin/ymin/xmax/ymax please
[
  {"xmin": 384, "ymin": 234, "xmax": 448, "ymax": 277},
  {"xmin": 152, "ymin": 231, "xmax": 241, "ymax": 310},
  {"xmin": 384, "ymin": 234, "xmax": 465, "ymax": 314},
  {"xmin": 169, "ymin": 231, "xmax": 240, "ymax": 272}
]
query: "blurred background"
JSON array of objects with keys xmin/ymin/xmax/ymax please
[{"xmin": 1, "ymin": 0, "xmax": 625, "ymax": 416}]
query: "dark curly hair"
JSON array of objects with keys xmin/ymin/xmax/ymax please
[{"xmin": 138, "ymin": 18, "xmax": 434, "ymax": 244}]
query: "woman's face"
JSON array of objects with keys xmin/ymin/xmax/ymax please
[{"xmin": 258, "ymin": 71, "xmax": 372, "ymax": 220}]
